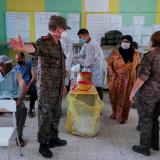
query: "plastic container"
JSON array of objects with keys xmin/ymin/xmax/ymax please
[
  {"xmin": 80, "ymin": 72, "xmax": 92, "ymax": 82},
  {"xmin": 77, "ymin": 80, "xmax": 92, "ymax": 91}
]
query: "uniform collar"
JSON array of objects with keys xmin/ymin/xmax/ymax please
[
  {"xmin": 48, "ymin": 33, "xmax": 61, "ymax": 46},
  {"xmin": 154, "ymin": 47, "xmax": 160, "ymax": 52}
]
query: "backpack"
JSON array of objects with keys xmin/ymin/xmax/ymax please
[{"xmin": 101, "ymin": 30, "xmax": 123, "ymax": 45}]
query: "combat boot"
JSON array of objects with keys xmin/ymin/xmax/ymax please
[
  {"xmin": 39, "ymin": 144, "xmax": 53, "ymax": 158},
  {"xmin": 151, "ymin": 144, "xmax": 159, "ymax": 151},
  {"xmin": 132, "ymin": 145, "xmax": 150, "ymax": 156},
  {"xmin": 48, "ymin": 138, "xmax": 67, "ymax": 148}
]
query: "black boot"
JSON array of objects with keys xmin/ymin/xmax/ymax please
[
  {"xmin": 48, "ymin": 138, "xmax": 67, "ymax": 148},
  {"xmin": 39, "ymin": 144, "xmax": 53, "ymax": 158},
  {"xmin": 151, "ymin": 144, "xmax": 159, "ymax": 151},
  {"xmin": 132, "ymin": 145, "xmax": 150, "ymax": 156}
]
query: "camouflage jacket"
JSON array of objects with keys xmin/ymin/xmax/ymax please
[
  {"xmin": 33, "ymin": 33, "xmax": 66, "ymax": 96},
  {"xmin": 138, "ymin": 47, "xmax": 160, "ymax": 91}
]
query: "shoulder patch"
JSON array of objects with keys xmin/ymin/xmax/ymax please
[{"xmin": 41, "ymin": 35, "xmax": 50, "ymax": 41}]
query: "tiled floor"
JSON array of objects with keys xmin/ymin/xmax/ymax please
[{"xmin": 0, "ymin": 92, "xmax": 160, "ymax": 160}]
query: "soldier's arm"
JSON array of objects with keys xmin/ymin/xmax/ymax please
[
  {"xmin": 9, "ymin": 37, "xmax": 48, "ymax": 56},
  {"xmin": 9, "ymin": 38, "xmax": 35, "ymax": 54},
  {"xmin": 129, "ymin": 78, "xmax": 145, "ymax": 103},
  {"xmin": 129, "ymin": 54, "xmax": 152, "ymax": 103},
  {"xmin": 137, "ymin": 54, "xmax": 152, "ymax": 82},
  {"xmin": 24, "ymin": 44, "xmax": 35, "ymax": 54}
]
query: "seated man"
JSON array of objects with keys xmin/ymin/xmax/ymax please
[
  {"xmin": 0, "ymin": 55, "xmax": 27, "ymax": 147},
  {"xmin": 15, "ymin": 52, "xmax": 37, "ymax": 118}
]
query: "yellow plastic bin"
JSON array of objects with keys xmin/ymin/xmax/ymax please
[{"xmin": 65, "ymin": 86, "xmax": 104, "ymax": 137}]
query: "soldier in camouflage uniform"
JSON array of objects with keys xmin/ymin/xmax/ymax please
[
  {"xmin": 9, "ymin": 15, "xmax": 70, "ymax": 158},
  {"xmin": 130, "ymin": 31, "xmax": 160, "ymax": 156}
]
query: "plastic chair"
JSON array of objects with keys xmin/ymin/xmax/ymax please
[{"xmin": 0, "ymin": 98, "xmax": 23, "ymax": 160}]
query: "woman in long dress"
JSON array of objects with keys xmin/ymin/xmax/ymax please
[{"xmin": 107, "ymin": 35, "xmax": 140, "ymax": 123}]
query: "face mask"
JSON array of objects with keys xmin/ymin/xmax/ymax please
[
  {"xmin": 121, "ymin": 42, "xmax": 130, "ymax": 50},
  {"xmin": 17, "ymin": 61, "xmax": 23, "ymax": 65},
  {"xmin": 61, "ymin": 31, "xmax": 67, "ymax": 39},
  {"xmin": 0, "ymin": 72, "xmax": 5, "ymax": 82},
  {"xmin": 79, "ymin": 38, "xmax": 86, "ymax": 44},
  {"xmin": 50, "ymin": 28, "xmax": 64, "ymax": 39}
]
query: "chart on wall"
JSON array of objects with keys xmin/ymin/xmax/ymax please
[
  {"xmin": 6, "ymin": 12, "xmax": 30, "ymax": 42},
  {"xmin": 35, "ymin": 12, "xmax": 59, "ymax": 39},
  {"xmin": 121, "ymin": 16, "xmax": 160, "ymax": 46},
  {"xmin": 87, "ymin": 13, "xmax": 160, "ymax": 46},
  {"xmin": 67, "ymin": 13, "xmax": 80, "ymax": 43},
  {"xmin": 87, "ymin": 14, "xmax": 122, "ymax": 43}
]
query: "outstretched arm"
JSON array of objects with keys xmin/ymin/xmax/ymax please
[{"xmin": 9, "ymin": 37, "xmax": 35, "ymax": 54}]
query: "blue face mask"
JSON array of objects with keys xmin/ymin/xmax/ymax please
[{"xmin": 79, "ymin": 38, "xmax": 86, "ymax": 44}]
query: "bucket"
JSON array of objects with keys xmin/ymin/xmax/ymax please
[
  {"xmin": 80, "ymin": 72, "xmax": 92, "ymax": 82},
  {"xmin": 77, "ymin": 80, "xmax": 92, "ymax": 91}
]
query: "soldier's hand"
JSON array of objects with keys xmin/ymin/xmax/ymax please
[
  {"xmin": 16, "ymin": 99, "xmax": 23, "ymax": 107},
  {"xmin": 129, "ymin": 93, "xmax": 136, "ymax": 103},
  {"xmin": 63, "ymin": 86, "xmax": 67, "ymax": 96},
  {"xmin": 9, "ymin": 36, "xmax": 25, "ymax": 52}
]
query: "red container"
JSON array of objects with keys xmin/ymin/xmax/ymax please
[
  {"xmin": 80, "ymin": 72, "xmax": 92, "ymax": 82},
  {"xmin": 77, "ymin": 80, "xmax": 92, "ymax": 91}
]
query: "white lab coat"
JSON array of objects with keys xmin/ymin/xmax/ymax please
[
  {"xmin": 61, "ymin": 36, "xmax": 73, "ymax": 85},
  {"xmin": 76, "ymin": 39, "xmax": 107, "ymax": 87}
]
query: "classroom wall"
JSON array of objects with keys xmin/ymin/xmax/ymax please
[
  {"xmin": 0, "ymin": 0, "xmax": 6, "ymax": 41},
  {"xmin": 120, "ymin": 0, "xmax": 157, "ymax": 26},
  {"xmin": 0, "ymin": 0, "xmax": 160, "ymax": 42},
  {"xmin": 157, "ymin": 0, "xmax": 160, "ymax": 24}
]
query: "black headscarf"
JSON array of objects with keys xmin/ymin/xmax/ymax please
[{"xmin": 118, "ymin": 35, "xmax": 135, "ymax": 63}]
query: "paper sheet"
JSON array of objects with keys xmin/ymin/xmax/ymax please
[
  {"xmin": 6, "ymin": 12, "xmax": 30, "ymax": 42},
  {"xmin": 87, "ymin": 14, "xmax": 122, "ymax": 43},
  {"xmin": 121, "ymin": 26, "xmax": 133, "ymax": 35},
  {"xmin": 109, "ymin": 15, "xmax": 122, "ymax": 30},
  {"xmin": 152, "ymin": 25, "xmax": 160, "ymax": 33},
  {"xmin": 133, "ymin": 16, "xmax": 145, "ymax": 25},
  {"xmin": 141, "ymin": 27, "xmax": 152, "ymax": 35},
  {"xmin": 87, "ymin": 14, "xmax": 107, "ymax": 43},
  {"xmin": 6, "ymin": 12, "xmax": 18, "ymax": 39},
  {"xmin": 67, "ymin": 14, "xmax": 80, "ymax": 43},
  {"xmin": 142, "ymin": 36, "xmax": 150, "ymax": 46},
  {"xmin": 85, "ymin": 0, "xmax": 109, "ymax": 12}
]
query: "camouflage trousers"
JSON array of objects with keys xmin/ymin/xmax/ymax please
[
  {"xmin": 37, "ymin": 93, "xmax": 62, "ymax": 144},
  {"xmin": 137, "ymin": 90, "xmax": 160, "ymax": 149}
]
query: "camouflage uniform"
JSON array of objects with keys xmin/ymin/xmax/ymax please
[
  {"xmin": 137, "ymin": 47, "xmax": 160, "ymax": 149},
  {"xmin": 33, "ymin": 33, "xmax": 66, "ymax": 144}
]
